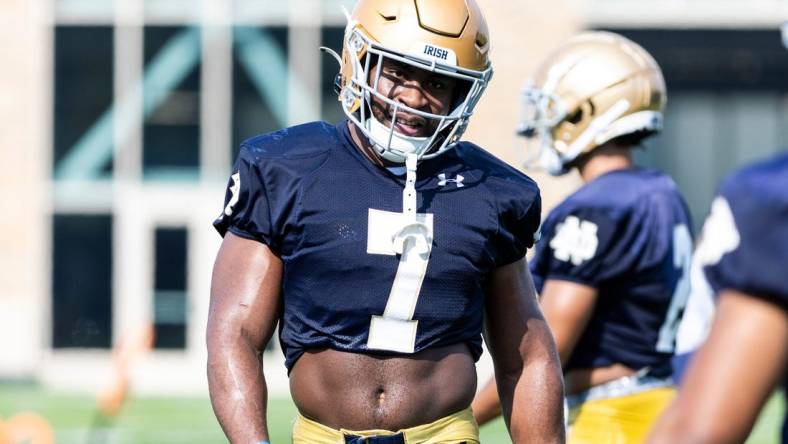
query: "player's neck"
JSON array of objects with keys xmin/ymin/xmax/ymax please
[{"xmin": 576, "ymin": 143, "xmax": 634, "ymax": 182}]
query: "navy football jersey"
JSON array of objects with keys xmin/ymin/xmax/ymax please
[
  {"xmin": 695, "ymin": 153, "xmax": 788, "ymax": 443},
  {"xmin": 214, "ymin": 120, "xmax": 541, "ymax": 370},
  {"xmin": 531, "ymin": 168, "xmax": 693, "ymax": 377},
  {"xmin": 697, "ymin": 153, "xmax": 788, "ymax": 311}
]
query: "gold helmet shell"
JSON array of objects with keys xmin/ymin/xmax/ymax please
[
  {"xmin": 333, "ymin": 0, "xmax": 493, "ymax": 163},
  {"xmin": 520, "ymin": 31, "xmax": 666, "ymax": 175}
]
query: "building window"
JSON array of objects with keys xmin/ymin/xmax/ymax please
[
  {"xmin": 153, "ymin": 227, "xmax": 189, "ymax": 349},
  {"xmin": 606, "ymin": 29, "xmax": 788, "ymax": 92},
  {"xmin": 232, "ymin": 26, "xmax": 288, "ymax": 160},
  {"xmin": 52, "ymin": 215, "xmax": 113, "ymax": 348},
  {"xmin": 53, "ymin": 26, "xmax": 114, "ymax": 180},
  {"xmin": 143, "ymin": 26, "xmax": 202, "ymax": 180},
  {"xmin": 608, "ymin": 29, "xmax": 788, "ymax": 230}
]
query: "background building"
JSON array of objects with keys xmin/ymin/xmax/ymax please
[{"xmin": 1, "ymin": 0, "xmax": 786, "ymax": 404}]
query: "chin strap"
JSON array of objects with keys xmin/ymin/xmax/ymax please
[
  {"xmin": 392, "ymin": 154, "xmax": 431, "ymax": 255},
  {"xmin": 403, "ymin": 154, "xmax": 418, "ymax": 217}
]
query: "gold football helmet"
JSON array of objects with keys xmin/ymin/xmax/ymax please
[
  {"xmin": 519, "ymin": 31, "xmax": 666, "ymax": 175},
  {"xmin": 328, "ymin": 0, "xmax": 493, "ymax": 163}
]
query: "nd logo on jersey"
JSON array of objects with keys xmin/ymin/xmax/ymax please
[{"xmin": 549, "ymin": 215, "xmax": 599, "ymax": 266}]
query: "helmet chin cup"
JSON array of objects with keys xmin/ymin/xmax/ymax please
[
  {"xmin": 368, "ymin": 117, "xmax": 430, "ymax": 164},
  {"xmin": 538, "ymin": 147, "xmax": 569, "ymax": 176}
]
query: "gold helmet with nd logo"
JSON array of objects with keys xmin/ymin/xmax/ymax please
[
  {"xmin": 519, "ymin": 31, "xmax": 666, "ymax": 175},
  {"xmin": 326, "ymin": 0, "xmax": 493, "ymax": 163}
]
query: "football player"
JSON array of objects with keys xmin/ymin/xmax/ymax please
[
  {"xmin": 647, "ymin": 153, "xmax": 788, "ymax": 444},
  {"xmin": 206, "ymin": 0, "xmax": 565, "ymax": 443},
  {"xmin": 471, "ymin": 31, "xmax": 694, "ymax": 443}
]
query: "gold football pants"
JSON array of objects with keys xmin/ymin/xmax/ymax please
[
  {"xmin": 292, "ymin": 407, "xmax": 479, "ymax": 444},
  {"xmin": 568, "ymin": 386, "xmax": 675, "ymax": 444}
]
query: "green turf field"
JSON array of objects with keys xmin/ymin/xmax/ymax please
[{"xmin": 0, "ymin": 384, "xmax": 783, "ymax": 443}]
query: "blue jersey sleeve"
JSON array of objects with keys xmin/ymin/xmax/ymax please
[
  {"xmin": 453, "ymin": 141, "xmax": 542, "ymax": 267},
  {"xmin": 213, "ymin": 122, "xmax": 335, "ymax": 255},
  {"xmin": 492, "ymin": 189, "xmax": 541, "ymax": 267},
  {"xmin": 698, "ymin": 155, "xmax": 788, "ymax": 311},
  {"xmin": 531, "ymin": 207, "xmax": 622, "ymax": 289},
  {"xmin": 213, "ymin": 145, "xmax": 282, "ymax": 251}
]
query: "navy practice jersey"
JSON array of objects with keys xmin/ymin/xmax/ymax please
[
  {"xmin": 698, "ymin": 153, "xmax": 788, "ymax": 311},
  {"xmin": 695, "ymin": 153, "xmax": 788, "ymax": 443},
  {"xmin": 214, "ymin": 120, "xmax": 541, "ymax": 370},
  {"xmin": 531, "ymin": 168, "xmax": 693, "ymax": 377}
]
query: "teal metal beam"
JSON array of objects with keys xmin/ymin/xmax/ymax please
[
  {"xmin": 234, "ymin": 28, "xmax": 319, "ymax": 126},
  {"xmin": 56, "ymin": 27, "xmax": 202, "ymax": 180},
  {"xmin": 233, "ymin": 27, "xmax": 290, "ymax": 127},
  {"xmin": 56, "ymin": 26, "xmax": 316, "ymax": 181}
]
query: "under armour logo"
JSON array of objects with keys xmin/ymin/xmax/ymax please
[
  {"xmin": 549, "ymin": 215, "xmax": 599, "ymax": 265},
  {"xmin": 438, "ymin": 173, "xmax": 464, "ymax": 188}
]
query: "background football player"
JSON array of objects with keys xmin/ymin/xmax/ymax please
[
  {"xmin": 647, "ymin": 152, "xmax": 788, "ymax": 444},
  {"xmin": 471, "ymin": 31, "xmax": 694, "ymax": 443},
  {"xmin": 206, "ymin": 0, "xmax": 565, "ymax": 443}
]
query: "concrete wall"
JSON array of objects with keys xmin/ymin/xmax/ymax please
[
  {"xmin": 0, "ymin": 0, "xmax": 50, "ymax": 379},
  {"xmin": 468, "ymin": 0, "xmax": 584, "ymax": 216}
]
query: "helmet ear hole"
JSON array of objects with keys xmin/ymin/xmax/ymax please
[
  {"xmin": 567, "ymin": 109, "xmax": 583, "ymax": 125},
  {"xmin": 475, "ymin": 32, "xmax": 489, "ymax": 50},
  {"xmin": 567, "ymin": 100, "xmax": 595, "ymax": 125}
]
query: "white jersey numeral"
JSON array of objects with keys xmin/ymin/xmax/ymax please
[
  {"xmin": 224, "ymin": 172, "xmax": 241, "ymax": 216},
  {"xmin": 365, "ymin": 209, "xmax": 433, "ymax": 353},
  {"xmin": 656, "ymin": 224, "xmax": 693, "ymax": 353},
  {"xmin": 675, "ymin": 197, "xmax": 741, "ymax": 354}
]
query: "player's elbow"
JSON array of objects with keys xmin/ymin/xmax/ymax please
[
  {"xmin": 206, "ymin": 314, "xmax": 233, "ymax": 356},
  {"xmin": 206, "ymin": 317, "xmax": 263, "ymax": 362},
  {"xmin": 205, "ymin": 324, "xmax": 265, "ymax": 396},
  {"xmin": 493, "ymin": 327, "xmax": 561, "ymax": 382},
  {"xmin": 521, "ymin": 321, "xmax": 563, "ymax": 376},
  {"xmin": 489, "ymin": 343, "xmax": 525, "ymax": 383}
]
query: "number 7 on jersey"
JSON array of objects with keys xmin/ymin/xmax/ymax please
[{"xmin": 365, "ymin": 209, "xmax": 434, "ymax": 353}]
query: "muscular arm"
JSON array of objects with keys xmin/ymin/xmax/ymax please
[
  {"xmin": 207, "ymin": 232, "xmax": 283, "ymax": 443},
  {"xmin": 483, "ymin": 258, "xmax": 565, "ymax": 443},
  {"xmin": 539, "ymin": 279, "xmax": 598, "ymax": 366},
  {"xmin": 473, "ymin": 279, "xmax": 596, "ymax": 427},
  {"xmin": 647, "ymin": 290, "xmax": 788, "ymax": 444}
]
